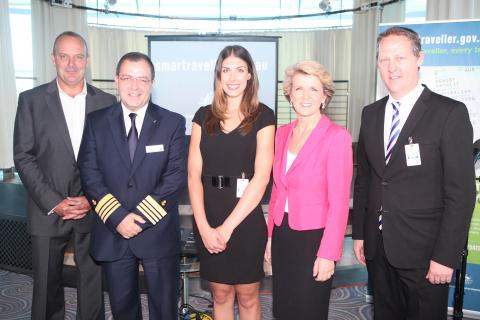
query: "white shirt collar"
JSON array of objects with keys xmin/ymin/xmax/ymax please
[
  {"xmin": 387, "ymin": 82, "xmax": 424, "ymax": 107},
  {"xmin": 121, "ymin": 102, "xmax": 149, "ymax": 136},
  {"xmin": 56, "ymin": 79, "xmax": 87, "ymax": 98},
  {"xmin": 56, "ymin": 80, "xmax": 87, "ymax": 160},
  {"xmin": 383, "ymin": 82, "xmax": 424, "ymax": 154}
]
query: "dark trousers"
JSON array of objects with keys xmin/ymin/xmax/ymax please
[
  {"xmin": 367, "ymin": 234, "xmax": 449, "ymax": 320},
  {"xmin": 31, "ymin": 232, "xmax": 104, "ymax": 320},
  {"xmin": 102, "ymin": 246, "xmax": 179, "ymax": 320},
  {"xmin": 271, "ymin": 215, "xmax": 332, "ymax": 320}
]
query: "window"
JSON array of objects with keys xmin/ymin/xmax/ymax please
[
  {"xmin": 7, "ymin": 0, "xmax": 427, "ymax": 95},
  {"xmin": 85, "ymin": 0, "xmax": 356, "ymax": 31},
  {"xmin": 405, "ymin": 0, "xmax": 427, "ymax": 22},
  {"xmin": 8, "ymin": 0, "xmax": 33, "ymax": 94}
]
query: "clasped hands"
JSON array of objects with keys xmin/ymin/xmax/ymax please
[
  {"xmin": 200, "ymin": 224, "xmax": 233, "ymax": 255},
  {"xmin": 116, "ymin": 213, "xmax": 146, "ymax": 239},
  {"xmin": 54, "ymin": 196, "xmax": 91, "ymax": 220}
]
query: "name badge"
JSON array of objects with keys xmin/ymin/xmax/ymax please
[
  {"xmin": 236, "ymin": 172, "xmax": 249, "ymax": 198},
  {"xmin": 405, "ymin": 139, "xmax": 421, "ymax": 166},
  {"xmin": 146, "ymin": 144, "xmax": 164, "ymax": 153}
]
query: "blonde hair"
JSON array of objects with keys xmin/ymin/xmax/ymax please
[{"xmin": 283, "ymin": 60, "xmax": 334, "ymax": 109}]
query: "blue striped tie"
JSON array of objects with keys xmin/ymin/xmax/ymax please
[{"xmin": 385, "ymin": 101, "xmax": 400, "ymax": 164}]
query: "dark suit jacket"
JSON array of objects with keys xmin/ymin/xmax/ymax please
[
  {"xmin": 77, "ymin": 102, "xmax": 187, "ymax": 261},
  {"xmin": 352, "ymin": 85, "xmax": 475, "ymax": 269},
  {"xmin": 13, "ymin": 80, "xmax": 116, "ymax": 236}
]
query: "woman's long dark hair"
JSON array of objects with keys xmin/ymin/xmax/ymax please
[{"xmin": 206, "ymin": 45, "xmax": 260, "ymax": 135}]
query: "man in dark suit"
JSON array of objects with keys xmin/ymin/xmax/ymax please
[
  {"xmin": 77, "ymin": 52, "xmax": 187, "ymax": 320},
  {"xmin": 353, "ymin": 26, "xmax": 476, "ymax": 320},
  {"xmin": 13, "ymin": 31, "xmax": 116, "ymax": 320}
]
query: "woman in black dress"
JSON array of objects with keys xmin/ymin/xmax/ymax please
[{"xmin": 188, "ymin": 45, "xmax": 275, "ymax": 320}]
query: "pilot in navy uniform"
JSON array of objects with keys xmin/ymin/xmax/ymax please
[{"xmin": 78, "ymin": 52, "xmax": 187, "ymax": 320}]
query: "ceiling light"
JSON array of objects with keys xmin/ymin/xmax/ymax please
[{"xmin": 319, "ymin": 0, "xmax": 332, "ymax": 13}]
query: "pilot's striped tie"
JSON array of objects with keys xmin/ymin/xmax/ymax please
[
  {"xmin": 128, "ymin": 113, "xmax": 138, "ymax": 162},
  {"xmin": 385, "ymin": 101, "xmax": 400, "ymax": 164}
]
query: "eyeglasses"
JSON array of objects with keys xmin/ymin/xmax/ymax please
[{"xmin": 118, "ymin": 75, "xmax": 152, "ymax": 85}]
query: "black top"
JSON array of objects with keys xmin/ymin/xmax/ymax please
[{"xmin": 192, "ymin": 103, "xmax": 275, "ymax": 284}]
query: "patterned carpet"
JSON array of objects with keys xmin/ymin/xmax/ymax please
[
  {"xmin": 186, "ymin": 285, "xmax": 374, "ymax": 320},
  {"xmin": 0, "ymin": 269, "xmax": 374, "ymax": 319},
  {"xmin": 4, "ymin": 269, "xmax": 474, "ymax": 320}
]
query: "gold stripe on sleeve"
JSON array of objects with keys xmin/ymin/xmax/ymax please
[
  {"xmin": 101, "ymin": 203, "xmax": 121, "ymax": 222},
  {"xmin": 95, "ymin": 193, "xmax": 121, "ymax": 223},
  {"xmin": 145, "ymin": 195, "xmax": 167, "ymax": 218},
  {"xmin": 137, "ymin": 201, "xmax": 160, "ymax": 225}
]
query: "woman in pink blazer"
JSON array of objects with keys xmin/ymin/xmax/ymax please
[{"xmin": 265, "ymin": 61, "xmax": 353, "ymax": 319}]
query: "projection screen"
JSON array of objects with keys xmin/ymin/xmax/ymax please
[{"xmin": 147, "ymin": 35, "xmax": 279, "ymax": 134}]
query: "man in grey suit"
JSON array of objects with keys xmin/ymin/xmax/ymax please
[
  {"xmin": 13, "ymin": 31, "xmax": 116, "ymax": 320},
  {"xmin": 353, "ymin": 26, "xmax": 475, "ymax": 319}
]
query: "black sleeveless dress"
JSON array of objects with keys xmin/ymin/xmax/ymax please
[{"xmin": 192, "ymin": 103, "xmax": 275, "ymax": 284}]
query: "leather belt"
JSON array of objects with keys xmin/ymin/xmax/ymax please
[
  {"xmin": 212, "ymin": 176, "xmax": 230, "ymax": 189},
  {"xmin": 202, "ymin": 173, "xmax": 252, "ymax": 190},
  {"xmin": 201, "ymin": 175, "xmax": 231, "ymax": 189}
]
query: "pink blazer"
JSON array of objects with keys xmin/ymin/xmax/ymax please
[{"xmin": 267, "ymin": 115, "xmax": 353, "ymax": 261}]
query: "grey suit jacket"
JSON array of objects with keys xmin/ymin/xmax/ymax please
[
  {"xmin": 13, "ymin": 79, "xmax": 116, "ymax": 236},
  {"xmin": 352, "ymin": 85, "xmax": 476, "ymax": 269}
]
